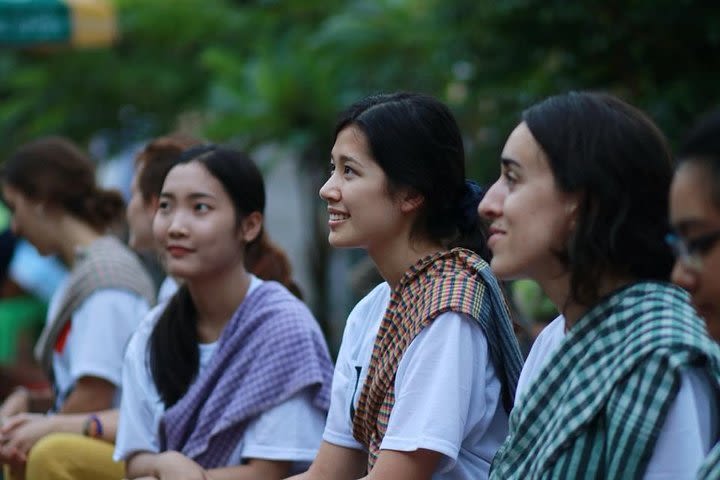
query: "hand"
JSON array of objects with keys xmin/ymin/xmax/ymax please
[
  {"xmin": 0, "ymin": 413, "xmax": 54, "ymax": 457},
  {"xmin": 0, "ymin": 388, "xmax": 30, "ymax": 419},
  {"xmin": 155, "ymin": 451, "xmax": 210, "ymax": 480}
]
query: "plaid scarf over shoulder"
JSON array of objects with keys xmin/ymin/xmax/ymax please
[
  {"xmin": 34, "ymin": 235, "xmax": 155, "ymax": 374},
  {"xmin": 160, "ymin": 281, "xmax": 334, "ymax": 468},
  {"xmin": 352, "ymin": 248, "xmax": 523, "ymax": 471},
  {"xmin": 491, "ymin": 282, "xmax": 720, "ymax": 480}
]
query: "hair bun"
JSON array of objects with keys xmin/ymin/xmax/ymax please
[{"xmin": 457, "ymin": 180, "xmax": 485, "ymax": 233}]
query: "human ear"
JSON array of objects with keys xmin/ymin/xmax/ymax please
[
  {"xmin": 399, "ymin": 189, "xmax": 425, "ymax": 214},
  {"xmin": 239, "ymin": 211, "xmax": 263, "ymax": 243},
  {"xmin": 565, "ymin": 195, "xmax": 581, "ymax": 230}
]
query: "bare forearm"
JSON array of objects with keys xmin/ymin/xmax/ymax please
[
  {"xmin": 209, "ymin": 459, "xmax": 290, "ymax": 480},
  {"xmin": 48, "ymin": 409, "xmax": 118, "ymax": 442},
  {"xmin": 59, "ymin": 387, "xmax": 114, "ymax": 414},
  {"xmin": 295, "ymin": 442, "xmax": 366, "ymax": 480}
]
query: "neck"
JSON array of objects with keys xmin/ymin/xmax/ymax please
[
  {"xmin": 540, "ymin": 271, "xmax": 635, "ymax": 330},
  {"xmin": 186, "ymin": 261, "xmax": 251, "ymax": 343},
  {"xmin": 56, "ymin": 215, "xmax": 103, "ymax": 267},
  {"xmin": 368, "ymin": 234, "xmax": 444, "ymax": 289}
]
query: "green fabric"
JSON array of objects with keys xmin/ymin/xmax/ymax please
[
  {"xmin": 0, "ymin": 296, "xmax": 47, "ymax": 364},
  {"xmin": 491, "ymin": 281, "xmax": 720, "ymax": 480}
]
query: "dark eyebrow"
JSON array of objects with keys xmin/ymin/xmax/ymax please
[
  {"xmin": 672, "ymin": 218, "xmax": 709, "ymax": 236},
  {"xmin": 501, "ymin": 157, "xmax": 522, "ymax": 169},
  {"xmin": 330, "ymin": 153, "xmax": 363, "ymax": 169},
  {"xmin": 159, "ymin": 192, "xmax": 216, "ymax": 200}
]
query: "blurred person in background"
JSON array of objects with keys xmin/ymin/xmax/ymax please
[
  {"xmin": 0, "ymin": 137, "xmax": 156, "ymax": 480},
  {"xmin": 9, "ymin": 134, "xmax": 201, "ymax": 480},
  {"xmin": 667, "ymin": 109, "xmax": 720, "ymax": 479},
  {"xmin": 481, "ymin": 91, "xmax": 720, "ymax": 479}
]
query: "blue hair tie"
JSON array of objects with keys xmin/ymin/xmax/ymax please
[{"xmin": 457, "ymin": 180, "xmax": 485, "ymax": 233}]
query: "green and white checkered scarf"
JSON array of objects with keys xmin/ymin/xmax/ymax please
[
  {"xmin": 699, "ymin": 443, "xmax": 720, "ymax": 479},
  {"xmin": 491, "ymin": 281, "xmax": 720, "ymax": 480}
]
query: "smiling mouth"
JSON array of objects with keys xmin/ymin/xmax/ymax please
[
  {"xmin": 329, "ymin": 213, "xmax": 350, "ymax": 221},
  {"xmin": 168, "ymin": 246, "xmax": 193, "ymax": 256}
]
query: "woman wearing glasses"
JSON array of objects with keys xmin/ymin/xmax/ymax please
[
  {"xmin": 480, "ymin": 92, "xmax": 720, "ymax": 479},
  {"xmin": 668, "ymin": 109, "xmax": 720, "ymax": 479},
  {"xmin": 668, "ymin": 109, "xmax": 720, "ymax": 340}
]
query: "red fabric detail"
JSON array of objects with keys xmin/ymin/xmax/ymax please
[{"xmin": 54, "ymin": 321, "xmax": 71, "ymax": 353}]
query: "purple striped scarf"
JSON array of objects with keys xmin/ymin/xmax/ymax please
[{"xmin": 159, "ymin": 281, "xmax": 333, "ymax": 468}]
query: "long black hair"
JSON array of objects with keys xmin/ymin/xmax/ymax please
[
  {"xmin": 522, "ymin": 91, "xmax": 675, "ymax": 305},
  {"xmin": 335, "ymin": 92, "xmax": 490, "ymax": 260},
  {"xmin": 149, "ymin": 145, "xmax": 300, "ymax": 408}
]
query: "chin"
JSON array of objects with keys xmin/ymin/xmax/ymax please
[
  {"xmin": 489, "ymin": 257, "xmax": 518, "ymax": 281},
  {"xmin": 327, "ymin": 233, "xmax": 356, "ymax": 249}
]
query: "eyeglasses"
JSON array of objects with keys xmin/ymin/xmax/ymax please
[{"xmin": 665, "ymin": 229, "xmax": 720, "ymax": 271}]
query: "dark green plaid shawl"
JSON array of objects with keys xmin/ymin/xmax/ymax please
[
  {"xmin": 491, "ymin": 281, "xmax": 720, "ymax": 480},
  {"xmin": 699, "ymin": 444, "xmax": 720, "ymax": 479}
]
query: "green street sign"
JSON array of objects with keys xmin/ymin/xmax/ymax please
[{"xmin": 0, "ymin": 0, "xmax": 116, "ymax": 48}]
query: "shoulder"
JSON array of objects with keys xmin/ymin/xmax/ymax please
[
  {"xmin": 71, "ymin": 288, "xmax": 151, "ymax": 329},
  {"xmin": 531, "ymin": 315, "xmax": 566, "ymax": 351},
  {"xmin": 614, "ymin": 283, "xmax": 716, "ymax": 359},
  {"xmin": 353, "ymin": 282, "xmax": 391, "ymax": 314},
  {"xmin": 408, "ymin": 310, "xmax": 485, "ymax": 353},
  {"xmin": 125, "ymin": 302, "xmax": 167, "ymax": 358},
  {"xmin": 244, "ymin": 281, "xmax": 324, "ymax": 336}
]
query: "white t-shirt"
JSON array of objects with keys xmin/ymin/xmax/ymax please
[
  {"xmin": 323, "ymin": 282, "xmax": 508, "ymax": 480},
  {"xmin": 518, "ymin": 315, "xmax": 720, "ymax": 480},
  {"xmin": 157, "ymin": 276, "xmax": 178, "ymax": 304},
  {"xmin": 114, "ymin": 276, "xmax": 326, "ymax": 474},
  {"xmin": 48, "ymin": 278, "xmax": 150, "ymax": 411}
]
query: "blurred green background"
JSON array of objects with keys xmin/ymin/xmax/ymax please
[{"xmin": 1, "ymin": 0, "xmax": 718, "ymax": 351}]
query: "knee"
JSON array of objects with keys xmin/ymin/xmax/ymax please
[{"xmin": 26, "ymin": 433, "xmax": 78, "ymax": 479}]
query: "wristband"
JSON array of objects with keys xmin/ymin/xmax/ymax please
[{"xmin": 82, "ymin": 414, "xmax": 103, "ymax": 439}]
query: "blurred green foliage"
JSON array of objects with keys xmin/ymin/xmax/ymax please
[
  {"xmin": 1, "ymin": 0, "xmax": 718, "ymax": 329},
  {"xmin": 1, "ymin": 0, "xmax": 718, "ymax": 179}
]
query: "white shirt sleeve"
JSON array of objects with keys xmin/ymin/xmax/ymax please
[
  {"xmin": 643, "ymin": 367, "xmax": 719, "ymax": 479},
  {"xmin": 381, "ymin": 312, "xmax": 489, "ymax": 472},
  {"xmin": 514, "ymin": 315, "xmax": 565, "ymax": 405},
  {"xmin": 65, "ymin": 289, "xmax": 150, "ymax": 387},
  {"xmin": 239, "ymin": 389, "xmax": 327, "ymax": 463},
  {"xmin": 114, "ymin": 306, "xmax": 165, "ymax": 461}
]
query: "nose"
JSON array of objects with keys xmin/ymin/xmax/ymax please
[
  {"xmin": 166, "ymin": 210, "xmax": 189, "ymax": 238},
  {"xmin": 478, "ymin": 180, "xmax": 504, "ymax": 220},
  {"xmin": 670, "ymin": 260, "xmax": 698, "ymax": 293},
  {"xmin": 319, "ymin": 173, "xmax": 340, "ymax": 202}
]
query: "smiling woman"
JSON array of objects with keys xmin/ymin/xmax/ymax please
[
  {"xmin": 294, "ymin": 92, "xmax": 522, "ymax": 480},
  {"xmin": 115, "ymin": 145, "xmax": 334, "ymax": 480},
  {"xmin": 0, "ymin": 0, "xmax": 117, "ymax": 48},
  {"xmin": 481, "ymin": 91, "xmax": 720, "ymax": 480}
]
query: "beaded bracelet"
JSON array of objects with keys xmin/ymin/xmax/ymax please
[{"xmin": 82, "ymin": 414, "xmax": 103, "ymax": 439}]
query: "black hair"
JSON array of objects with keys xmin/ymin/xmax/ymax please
[
  {"xmin": 335, "ymin": 92, "xmax": 490, "ymax": 260},
  {"xmin": 2, "ymin": 136, "xmax": 124, "ymax": 232},
  {"xmin": 676, "ymin": 108, "xmax": 720, "ymax": 209},
  {"xmin": 149, "ymin": 145, "xmax": 301, "ymax": 407},
  {"xmin": 522, "ymin": 91, "xmax": 675, "ymax": 305}
]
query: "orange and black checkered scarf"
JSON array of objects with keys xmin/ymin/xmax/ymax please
[{"xmin": 352, "ymin": 248, "xmax": 522, "ymax": 471}]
